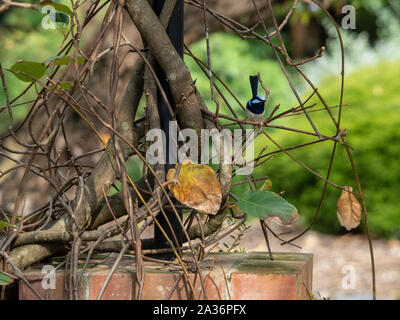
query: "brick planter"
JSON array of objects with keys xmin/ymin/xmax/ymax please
[{"xmin": 19, "ymin": 252, "xmax": 312, "ymax": 300}]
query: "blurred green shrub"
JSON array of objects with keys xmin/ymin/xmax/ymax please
[
  {"xmin": 259, "ymin": 60, "xmax": 400, "ymax": 239},
  {"xmin": 187, "ymin": 31, "xmax": 400, "ymax": 239},
  {"xmin": 0, "ymin": 2, "xmax": 75, "ymax": 133}
]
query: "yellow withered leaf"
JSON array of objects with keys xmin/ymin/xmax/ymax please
[
  {"xmin": 259, "ymin": 179, "xmax": 272, "ymax": 191},
  {"xmin": 166, "ymin": 160, "xmax": 222, "ymax": 215},
  {"xmin": 337, "ymin": 186, "xmax": 362, "ymax": 231}
]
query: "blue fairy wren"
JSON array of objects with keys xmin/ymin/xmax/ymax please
[{"xmin": 245, "ymin": 75, "xmax": 266, "ymax": 121}]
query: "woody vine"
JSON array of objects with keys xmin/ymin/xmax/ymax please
[{"xmin": 0, "ymin": 0, "xmax": 375, "ymax": 300}]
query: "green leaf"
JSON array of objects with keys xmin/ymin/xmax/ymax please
[
  {"xmin": 55, "ymin": 12, "xmax": 70, "ymax": 25},
  {"xmin": 9, "ymin": 61, "xmax": 46, "ymax": 82},
  {"xmin": 259, "ymin": 179, "xmax": 272, "ymax": 191},
  {"xmin": 40, "ymin": 1, "xmax": 73, "ymax": 17},
  {"xmin": 44, "ymin": 55, "xmax": 85, "ymax": 66},
  {"xmin": 238, "ymin": 190, "xmax": 298, "ymax": 224},
  {"xmin": 0, "ymin": 220, "xmax": 12, "ymax": 231},
  {"xmin": 50, "ymin": 81, "xmax": 73, "ymax": 90},
  {"xmin": 0, "ymin": 273, "xmax": 12, "ymax": 286}
]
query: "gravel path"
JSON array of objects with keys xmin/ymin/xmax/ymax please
[{"xmin": 239, "ymin": 219, "xmax": 400, "ymax": 300}]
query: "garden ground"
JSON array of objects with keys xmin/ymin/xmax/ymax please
[{"xmin": 241, "ymin": 219, "xmax": 400, "ymax": 300}]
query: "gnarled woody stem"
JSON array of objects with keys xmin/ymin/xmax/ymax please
[
  {"xmin": 187, "ymin": 95, "xmax": 233, "ymax": 240},
  {"xmin": 5, "ymin": 0, "xmax": 182, "ymax": 271},
  {"xmin": 6, "ymin": 61, "xmax": 145, "ymax": 271},
  {"xmin": 125, "ymin": 0, "xmax": 205, "ymax": 134},
  {"xmin": 6, "ymin": 0, "xmax": 228, "ymax": 271},
  {"xmin": 72, "ymin": 61, "xmax": 144, "ymax": 229},
  {"xmin": 124, "ymin": 0, "xmax": 232, "ymax": 240}
]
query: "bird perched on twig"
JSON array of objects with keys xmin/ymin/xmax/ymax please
[{"xmin": 245, "ymin": 75, "xmax": 266, "ymax": 122}]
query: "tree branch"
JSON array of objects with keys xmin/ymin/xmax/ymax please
[{"xmin": 125, "ymin": 0, "xmax": 205, "ymax": 134}]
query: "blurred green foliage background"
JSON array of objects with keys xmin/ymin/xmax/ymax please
[
  {"xmin": 185, "ymin": 0, "xmax": 400, "ymax": 239},
  {"xmin": 1, "ymin": 0, "xmax": 400, "ymax": 238},
  {"xmin": 0, "ymin": 1, "xmax": 66, "ymax": 131}
]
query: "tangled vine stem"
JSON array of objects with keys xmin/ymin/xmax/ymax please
[{"xmin": 0, "ymin": 0, "xmax": 375, "ymax": 300}]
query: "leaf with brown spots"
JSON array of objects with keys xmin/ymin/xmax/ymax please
[
  {"xmin": 337, "ymin": 186, "xmax": 362, "ymax": 231},
  {"xmin": 166, "ymin": 160, "xmax": 222, "ymax": 215}
]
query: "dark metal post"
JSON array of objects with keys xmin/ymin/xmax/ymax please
[{"xmin": 152, "ymin": 0, "xmax": 183, "ymax": 259}]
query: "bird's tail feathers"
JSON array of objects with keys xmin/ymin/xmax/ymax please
[{"xmin": 249, "ymin": 75, "xmax": 259, "ymax": 98}]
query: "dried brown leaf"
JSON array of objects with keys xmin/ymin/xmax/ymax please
[
  {"xmin": 166, "ymin": 160, "xmax": 222, "ymax": 215},
  {"xmin": 337, "ymin": 186, "xmax": 362, "ymax": 231}
]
